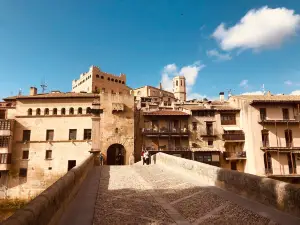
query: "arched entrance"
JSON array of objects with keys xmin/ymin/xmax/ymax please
[{"xmin": 107, "ymin": 144, "xmax": 126, "ymax": 165}]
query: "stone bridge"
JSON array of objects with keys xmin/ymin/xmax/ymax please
[{"xmin": 3, "ymin": 153, "xmax": 300, "ymax": 225}]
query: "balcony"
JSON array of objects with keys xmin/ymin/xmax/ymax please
[
  {"xmin": 200, "ymin": 129, "xmax": 218, "ymax": 137},
  {"xmin": 258, "ymin": 115, "xmax": 300, "ymax": 124},
  {"xmin": 0, "ymin": 153, "xmax": 12, "ymax": 170},
  {"xmin": 260, "ymin": 142, "xmax": 300, "ymax": 151},
  {"xmin": 144, "ymin": 146, "xmax": 190, "ymax": 151},
  {"xmin": 112, "ymin": 103, "xmax": 124, "ymax": 112},
  {"xmin": 222, "ymin": 133, "xmax": 245, "ymax": 142},
  {"xmin": 142, "ymin": 128, "xmax": 190, "ymax": 136},
  {"xmin": 223, "ymin": 151, "xmax": 246, "ymax": 160}
]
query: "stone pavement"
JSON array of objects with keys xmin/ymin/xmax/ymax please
[{"xmin": 59, "ymin": 165, "xmax": 300, "ymax": 225}]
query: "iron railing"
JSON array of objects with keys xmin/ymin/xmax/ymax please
[{"xmin": 222, "ymin": 133, "xmax": 245, "ymax": 141}]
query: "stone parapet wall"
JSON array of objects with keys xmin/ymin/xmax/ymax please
[
  {"xmin": 151, "ymin": 153, "xmax": 300, "ymax": 218},
  {"xmin": 2, "ymin": 154, "xmax": 95, "ymax": 225}
]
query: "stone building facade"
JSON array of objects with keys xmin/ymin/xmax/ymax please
[{"xmin": 1, "ymin": 65, "xmax": 300, "ymax": 199}]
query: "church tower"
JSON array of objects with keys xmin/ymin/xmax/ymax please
[{"xmin": 173, "ymin": 76, "xmax": 186, "ymax": 101}]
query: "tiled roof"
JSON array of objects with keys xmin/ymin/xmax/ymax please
[
  {"xmin": 232, "ymin": 95, "xmax": 300, "ymax": 103},
  {"xmin": 3, "ymin": 92, "xmax": 98, "ymax": 100},
  {"xmin": 182, "ymin": 104, "xmax": 239, "ymax": 111},
  {"xmin": 134, "ymin": 85, "xmax": 174, "ymax": 95},
  {"xmin": 143, "ymin": 110, "xmax": 190, "ymax": 116}
]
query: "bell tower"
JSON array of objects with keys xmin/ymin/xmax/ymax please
[{"xmin": 173, "ymin": 76, "xmax": 186, "ymax": 101}]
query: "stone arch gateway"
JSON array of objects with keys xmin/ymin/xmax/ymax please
[{"xmin": 106, "ymin": 144, "xmax": 126, "ymax": 165}]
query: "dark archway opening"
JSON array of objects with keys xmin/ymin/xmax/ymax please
[{"xmin": 107, "ymin": 144, "xmax": 125, "ymax": 165}]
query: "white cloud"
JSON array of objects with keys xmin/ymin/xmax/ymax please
[
  {"xmin": 206, "ymin": 49, "xmax": 232, "ymax": 61},
  {"xmin": 212, "ymin": 6, "xmax": 300, "ymax": 51},
  {"xmin": 241, "ymin": 91, "xmax": 264, "ymax": 95},
  {"xmin": 291, "ymin": 90, "xmax": 300, "ymax": 95},
  {"xmin": 239, "ymin": 79, "xmax": 249, "ymax": 88},
  {"xmin": 284, "ymin": 80, "xmax": 293, "ymax": 85}
]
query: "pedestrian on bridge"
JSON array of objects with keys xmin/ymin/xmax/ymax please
[
  {"xmin": 99, "ymin": 152, "xmax": 104, "ymax": 166},
  {"xmin": 144, "ymin": 150, "xmax": 149, "ymax": 165}
]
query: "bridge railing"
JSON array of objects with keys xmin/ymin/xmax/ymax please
[
  {"xmin": 3, "ymin": 154, "xmax": 96, "ymax": 225},
  {"xmin": 151, "ymin": 152, "xmax": 300, "ymax": 218}
]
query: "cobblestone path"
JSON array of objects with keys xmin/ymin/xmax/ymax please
[{"xmin": 92, "ymin": 165, "xmax": 300, "ymax": 225}]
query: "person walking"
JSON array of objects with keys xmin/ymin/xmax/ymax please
[
  {"xmin": 144, "ymin": 150, "xmax": 149, "ymax": 165},
  {"xmin": 99, "ymin": 152, "xmax": 104, "ymax": 166},
  {"xmin": 141, "ymin": 150, "xmax": 145, "ymax": 165}
]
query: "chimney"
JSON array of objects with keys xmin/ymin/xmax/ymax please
[
  {"xmin": 159, "ymin": 83, "xmax": 162, "ymax": 90},
  {"xmin": 30, "ymin": 87, "xmax": 37, "ymax": 96},
  {"xmin": 219, "ymin": 92, "xmax": 224, "ymax": 102}
]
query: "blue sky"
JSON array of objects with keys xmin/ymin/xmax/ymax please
[{"xmin": 1, "ymin": 0, "xmax": 300, "ymax": 100}]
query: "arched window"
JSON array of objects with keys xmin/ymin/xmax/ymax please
[
  {"xmin": 122, "ymin": 81, "xmax": 125, "ymax": 84},
  {"xmin": 115, "ymin": 128, "xmax": 118, "ymax": 133},
  {"xmin": 36, "ymin": 108, "xmax": 41, "ymax": 115},
  {"xmin": 176, "ymin": 80, "xmax": 178, "ymax": 86},
  {"xmin": 28, "ymin": 108, "xmax": 32, "ymax": 116},
  {"xmin": 108, "ymin": 78, "xmax": 110, "ymax": 81},
  {"xmin": 61, "ymin": 108, "xmax": 66, "ymax": 115},
  {"xmin": 111, "ymin": 79, "xmax": 114, "ymax": 82},
  {"xmin": 119, "ymin": 80, "xmax": 121, "ymax": 83},
  {"xmin": 180, "ymin": 80, "xmax": 182, "ymax": 86},
  {"xmin": 69, "ymin": 107, "xmax": 74, "ymax": 115},
  {"xmin": 101, "ymin": 76, "xmax": 104, "ymax": 79},
  {"xmin": 264, "ymin": 152, "xmax": 273, "ymax": 174},
  {"xmin": 115, "ymin": 79, "xmax": 118, "ymax": 82},
  {"xmin": 53, "ymin": 108, "xmax": 57, "ymax": 115},
  {"xmin": 96, "ymin": 74, "xmax": 99, "ymax": 78},
  {"xmin": 78, "ymin": 107, "xmax": 82, "ymax": 114},
  {"xmin": 44, "ymin": 108, "xmax": 49, "ymax": 115},
  {"xmin": 86, "ymin": 107, "xmax": 92, "ymax": 114}
]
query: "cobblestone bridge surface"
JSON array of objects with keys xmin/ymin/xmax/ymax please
[{"xmin": 58, "ymin": 165, "xmax": 300, "ymax": 225}]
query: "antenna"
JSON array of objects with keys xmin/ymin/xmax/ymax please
[{"xmin": 41, "ymin": 78, "xmax": 48, "ymax": 93}]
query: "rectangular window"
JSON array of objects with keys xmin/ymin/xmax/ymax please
[
  {"xmin": 0, "ymin": 153, "xmax": 11, "ymax": 164},
  {"xmin": 221, "ymin": 114, "xmax": 236, "ymax": 125},
  {"xmin": 45, "ymin": 150, "xmax": 52, "ymax": 159},
  {"xmin": 0, "ymin": 136, "xmax": 9, "ymax": 147},
  {"xmin": 22, "ymin": 130, "xmax": 31, "ymax": 142},
  {"xmin": 260, "ymin": 108, "xmax": 266, "ymax": 121},
  {"xmin": 46, "ymin": 130, "xmax": 54, "ymax": 141},
  {"xmin": 19, "ymin": 168, "xmax": 27, "ymax": 177},
  {"xmin": 69, "ymin": 129, "xmax": 77, "ymax": 140},
  {"xmin": 208, "ymin": 139, "xmax": 213, "ymax": 146},
  {"xmin": 282, "ymin": 108, "xmax": 289, "ymax": 120},
  {"xmin": 0, "ymin": 110, "xmax": 5, "ymax": 119},
  {"xmin": 22, "ymin": 150, "xmax": 29, "ymax": 159},
  {"xmin": 206, "ymin": 122, "xmax": 213, "ymax": 135},
  {"xmin": 192, "ymin": 122, "xmax": 197, "ymax": 131},
  {"xmin": 84, "ymin": 129, "xmax": 92, "ymax": 140}
]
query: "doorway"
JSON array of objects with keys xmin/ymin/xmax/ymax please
[
  {"xmin": 287, "ymin": 153, "xmax": 296, "ymax": 174},
  {"xmin": 68, "ymin": 160, "xmax": 76, "ymax": 171},
  {"xmin": 107, "ymin": 144, "xmax": 125, "ymax": 165},
  {"xmin": 231, "ymin": 161, "xmax": 237, "ymax": 170}
]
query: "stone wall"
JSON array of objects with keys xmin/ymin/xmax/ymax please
[
  {"xmin": 2, "ymin": 154, "xmax": 95, "ymax": 225},
  {"xmin": 152, "ymin": 152, "xmax": 300, "ymax": 218}
]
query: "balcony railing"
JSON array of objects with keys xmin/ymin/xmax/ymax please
[
  {"xmin": 142, "ymin": 128, "xmax": 189, "ymax": 135},
  {"xmin": 0, "ymin": 153, "xmax": 12, "ymax": 164},
  {"xmin": 222, "ymin": 133, "xmax": 245, "ymax": 141},
  {"xmin": 258, "ymin": 115, "xmax": 300, "ymax": 124},
  {"xmin": 144, "ymin": 146, "xmax": 190, "ymax": 151},
  {"xmin": 223, "ymin": 151, "xmax": 246, "ymax": 160},
  {"xmin": 260, "ymin": 142, "xmax": 300, "ymax": 150}
]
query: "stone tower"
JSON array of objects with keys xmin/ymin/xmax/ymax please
[{"xmin": 173, "ymin": 76, "xmax": 186, "ymax": 101}]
